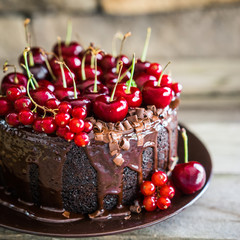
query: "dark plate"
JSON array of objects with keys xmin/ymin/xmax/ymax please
[{"xmin": 0, "ymin": 126, "xmax": 212, "ymax": 238}]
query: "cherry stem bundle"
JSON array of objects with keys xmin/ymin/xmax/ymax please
[
  {"xmin": 126, "ymin": 53, "xmax": 136, "ymax": 94},
  {"xmin": 181, "ymin": 128, "xmax": 189, "ymax": 164},
  {"xmin": 157, "ymin": 61, "xmax": 171, "ymax": 87},
  {"xmin": 141, "ymin": 27, "xmax": 151, "ymax": 62},
  {"xmin": 24, "ymin": 18, "xmax": 34, "ymax": 67}
]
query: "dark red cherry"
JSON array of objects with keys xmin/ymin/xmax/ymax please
[
  {"xmin": 41, "ymin": 117, "xmax": 57, "ymax": 134},
  {"xmin": 14, "ymin": 96, "xmax": 33, "ymax": 112},
  {"xmin": 134, "ymin": 60, "xmax": 150, "ymax": 75},
  {"xmin": 116, "ymin": 54, "xmax": 130, "ymax": 68},
  {"xmin": 64, "ymin": 97, "xmax": 91, "ymax": 114},
  {"xmin": 83, "ymin": 51, "xmax": 103, "ymax": 65},
  {"xmin": 74, "ymin": 132, "xmax": 89, "ymax": 147},
  {"xmin": 54, "ymin": 87, "xmax": 80, "ymax": 101},
  {"xmin": 93, "ymin": 95, "xmax": 128, "ymax": 123},
  {"xmin": 147, "ymin": 63, "xmax": 162, "ymax": 79},
  {"xmin": 100, "ymin": 54, "xmax": 116, "ymax": 71},
  {"xmin": 18, "ymin": 110, "xmax": 34, "ymax": 125},
  {"xmin": 77, "ymin": 78, "xmax": 101, "ymax": 91},
  {"xmin": 63, "ymin": 55, "xmax": 81, "ymax": 72},
  {"xmin": 6, "ymin": 87, "xmax": 24, "ymax": 101},
  {"xmin": 53, "ymin": 41, "xmax": 83, "ymax": 57},
  {"xmin": 23, "ymin": 64, "xmax": 49, "ymax": 81},
  {"xmin": 0, "ymin": 97, "xmax": 12, "ymax": 116},
  {"xmin": 30, "ymin": 88, "xmax": 56, "ymax": 106},
  {"xmin": 64, "ymin": 132, "xmax": 75, "ymax": 142},
  {"xmin": 19, "ymin": 47, "xmax": 46, "ymax": 66},
  {"xmin": 134, "ymin": 73, "xmax": 157, "ymax": 90},
  {"xmin": 114, "ymin": 84, "xmax": 142, "ymax": 107},
  {"xmin": 69, "ymin": 118, "xmax": 84, "ymax": 133},
  {"xmin": 160, "ymin": 74, "xmax": 172, "ymax": 87},
  {"xmin": 82, "ymin": 83, "xmax": 109, "ymax": 102},
  {"xmin": 142, "ymin": 81, "xmax": 173, "ymax": 108},
  {"xmin": 38, "ymin": 80, "xmax": 55, "ymax": 92},
  {"xmin": 56, "ymin": 125, "xmax": 70, "ymax": 138},
  {"xmin": 33, "ymin": 118, "xmax": 43, "ymax": 133},
  {"xmin": 78, "ymin": 65, "xmax": 103, "ymax": 81},
  {"xmin": 54, "ymin": 68, "xmax": 76, "ymax": 87},
  {"xmin": 1, "ymin": 73, "xmax": 28, "ymax": 94},
  {"xmin": 72, "ymin": 106, "xmax": 87, "ymax": 119},
  {"xmin": 5, "ymin": 112, "xmax": 20, "ymax": 127}
]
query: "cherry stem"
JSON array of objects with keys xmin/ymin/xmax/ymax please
[
  {"xmin": 181, "ymin": 128, "xmax": 188, "ymax": 164},
  {"xmin": 110, "ymin": 61, "xmax": 123, "ymax": 102},
  {"xmin": 112, "ymin": 32, "xmax": 123, "ymax": 58},
  {"xmin": 119, "ymin": 63, "xmax": 133, "ymax": 82},
  {"xmin": 81, "ymin": 52, "xmax": 87, "ymax": 81},
  {"xmin": 59, "ymin": 62, "xmax": 67, "ymax": 88},
  {"xmin": 141, "ymin": 27, "xmax": 151, "ymax": 62},
  {"xmin": 157, "ymin": 61, "xmax": 171, "ymax": 87},
  {"xmin": 40, "ymin": 49, "xmax": 56, "ymax": 81},
  {"xmin": 126, "ymin": 53, "xmax": 135, "ymax": 94},
  {"xmin": 65, "ymin": 20, "xmax": 72, "ymax": 47},
  {"xmin": 57, "ymin": 36, "xmax": 63, "ymax": 61},
  {"xmin": 24, "ymin": 18, "xmax": 34, "ymax": 67},
  {"xmin": 23, "ymin": 48, "xmax": 37, "ymax": 90},
  {"xmin": 3, "ymin": 62, "xmax": 19, "ymax": 84},
  {"xmin": 93, "ymin": 54, "xmax": 98, "ymax": 93},
  {"xmin": 90, "ymin": 52, "xmax": 94, "ymax": 69}
]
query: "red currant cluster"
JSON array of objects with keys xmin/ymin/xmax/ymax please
[{"xmin": 140, "ymin": 171, "xmax": 175, "ymax": 211}]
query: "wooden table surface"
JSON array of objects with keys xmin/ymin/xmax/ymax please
[{"xmin": 0, "ymin": 58, "xmax": 240, "ymax": 240}]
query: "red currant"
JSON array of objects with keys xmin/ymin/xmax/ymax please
[
  {"xmin": 5, "ymin": 112, "xmax": 20, "ymax": 127},
  {"xmin": 58, "ymin": 102, "xmax": 72, "ymax": 114},
  {"xmin": 69, "ymin": 118, "xmax": 84, "ymax": 133},
  {"xmin": 6, "ymin": 87, "xmax": 24, "ymax": 101},
  {"xmin": 0, "ymin": 97, "xmax": 12, "ymax": 116},
  {"xmin": 46, "ymin": 98, "xmax": 60, "ymax": 109},
  {"xmin": 72, "ymin": 106, "xmax": 87, "ymax": 119},
  {"xmin": 41, "ymin": 117, "xmax": 57, "ymax": 134},
  {"xmin": 14, "ymin": 96, "xmax": 33, "ymax": 112},
  {"xmin": 159, "ymin": 185, "xmax": 175, "ymax": 199},
  {"xmin": 151, "ymin": 171, "xmax": 168, "ymax": 187},
  {"xmin": 84, "ymin": 120, "xmax": 93, "ymax": 133},
  {"xmin": 64, "ymin": 132, "xmax": 75, "ymax": 142},
  {"xmin": 143, "ymin": 196, "xmax": 157, "ymax": 212},
  {"xmin": 157, "ymin": 196, "xmax": 171, "ymax": 210},
  {"xmin": 18, "ymin": 110, "xmax": 34, "ymax": 125},
  {"xmin": 140, "ymin": 181, "xmax": 156, "ymax": 196},
  {"xmin": 55, "ymin": 113, "xmax": 71, "ymax": 127},
  {"xmin": 146, "ymin": 63, "xmax": 162, "ymax": 78},
  {"xmin": 74, "ymin": 132, "xmax": 90, "ymax": 147},
  {"xmin": 33, "ymin": 118, "xmax": 43, "ymax": 133}
]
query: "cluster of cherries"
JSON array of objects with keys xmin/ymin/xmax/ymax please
[{"xmin": 140, "ymin": 171, "xmax": 175, "ymax": 211}]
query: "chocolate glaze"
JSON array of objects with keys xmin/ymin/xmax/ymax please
[{"xmin": 0, "ymin": 104, "xmax": 178, "ymax": 222}]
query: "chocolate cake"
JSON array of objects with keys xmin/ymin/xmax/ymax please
[{"xmin": 0, "ymin": 103, "xmax": 179, "ymax": 222}]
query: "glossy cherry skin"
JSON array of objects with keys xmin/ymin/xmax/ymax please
[
  {"xmin": 1, "ymin": 73, "xmax": 28, "ymax": 94},
  {"xmin": 172, "ymin": 161, "xmax": 206, "ymax": 195},
  {"xmin": 93, "ymin": 95, "xmax": 128, "ymax": 123},
  {"xmin": 82, "ymin": 84, "xmax": 109, "ymax": 102},
  {"xmin": 100, "ymin": 54, "xmax": 116, "ymax": 71},
  {"xmin": 159, "ymin": 185, "xmax": 175, "ymax": 199},
  {"xmin": 140, "ymin": 181, "xmax": 156, "ymax": 196},
  {"xmin": 77, "ymin": 78, "xmax": 101, "ymax": 91},
  {"xmin": 53, "ymin": 41, "xmax": 83, "ymax": 57},
  {"xmin": 134, "ymin": 60, "xmax": 150, "ymax": 75},
  {"xmin": 74, "ymin": 132, "xmax": 90, "ymax": 147},
  {"xmin": 54, "ymin": 68, "xmax": 76, "ymax": 87},
  {"xmin": 142, "ymin": 81, "xmax": 173, "ymax": 108},
  {"xmin": 0, "ymin": 97, "xmax": 12, "ymax": 116},
  {"xmin": 30, "ymin": 88, "xmax": 56, "ymax": 106},
  {"xmin": 19, "ymin": 47, "xmax": 46, "ymax": 66},
  {"xmin": 46, "ymin": 99, "xmax": 60, "ymax": 110},
  {"xmin": 54, "ymin": 87, "xmax": 80, "ymax": 101},
  {"xmin": 6, "ymin": 87, "xmax": 24, "ymax": 101},
  {"xmin": 22, "ymin": 64, "xmax": 49, "ymax": 81},
  {"xmin": 114, "ymin": 84, "xmax": 142, "ymax": 108},
  {"xmin": 78, "ymin": 65, "xmax": 103, "ymax": 81},
  {"xmin": 160, "ymin": 75, "xmax": 172, "ymax": 87},
  {"xmin": 5, "ymin": 112, "xmax": 20, "ymax": 127},
  {"xmin": 38, "ymin": 80, "xmax": 55, "ymax": 92},
  {"xmin": 14, "ymin": 96, "xmax": 33, "ymax": 112},
  {"xmin": 157, "ymin": 197, "xmax": 171, "ymax": 210},
  {"xmin": 151, "ymin": 171, "xmax": 168, "ymax": 187},
  {"xmin": 116, "ymin": 54, "xmax": 130, "ymax": 68},
  {"xmin": 146, "ymin": 63, "xmax": 162, "ymax": 79},
  {"xmin": 134, "ymin": 73, "xmax": 157, "ymax": 90},
  {"xmin": 18, "ymin": 110, "xmax": 34, "ymax": 125},
  {"xmin": 64, "ymin": 96, "xmax": 91, "ymax": 114},
  {"xmin": 63, "ymin": 55, "xmax": 81, "ymax": 72},
  {"xmin": 41, "ymin": 117, "xmax": 57, "ymax": 134},
  {"xmin": 171, "ymin": 82, "xmax": 183, "ymax": 94},
  {"xmin": 82, "ymin": 51, "xmax": 104, "ymax": 65},
  {"xmin": 143, "ymin": 196, "xmax": 157, "ymax": 212}
]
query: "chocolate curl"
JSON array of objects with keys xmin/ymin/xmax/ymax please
[
  {"xmin": 62, "ymin": 211, "xmax": 70, "ymax": 218},
  {"xmin": 152, "ymin": 115, "xmax": 159, "ymax": 122},
  {"xmin": 93, "ymin": 121, "xmax": 104, "ymax": 133},
  {"xmin": 128, "ymin": 109, "xmax": 136, "ymax": 116},
  {"xmin": 170, "ymin": 98, "xmax": 180, "ymax": 110},
  {"xmin": 135, "ymin": 122, "xmax": 144, "ymax": 133},
  {"xmin": 143, "ymin": 118, "xmax": 151, "ymax": 129},
  {"xmin": 127, "ymin": 115, "xmax": 138, "ymax": 123},
  {"xmin": 109, "ymin": 141, "xmax": 120, "ymax": 156},
  {"xmin": 156, "ymin": 108, "xmax": 163, "ymax": 116},
  {"xmin": 120, "ymin": 137, "xmax": 130, "ymax": 151},
  {"xmin": 95, "ymin": 132, "xmax": 104, "ymax": 142},
  {"xmin": 147, "ymin": 105, "xmax": 157, "ymax": 114},
  {"xmin": 136, "ymin": 108, "xmax": 145, "ymax": 119},
  {"xmin": 130, "ymin": 200, "xmax": 142, "ymax": 213},
  {"xmin": 110, "ymin": 131, "xmax": 122, "ymax": 142},
  {"xmin": 136, "ymin": 133, "xmax": 144, "ymax": 146},
  {"xmin": 115, "ymin": 121, "xmax": 125, "ymax": 131},
  {"xmin": 107, "ymin": 122, "xmax": 115, "ymax": 131},
  {"xmin": 123, "ymin": 120, "xmax": 132, "ymax": 130},
  {"xmin": 86, "ymin": 117, "xmax": 96, "ymax": 125},
  {"xmin": 145, "ymin": 109, "xmax": 153, "ymax": 119},
  {"xmin": 113, "ymin": 153, "xmax": 124, "ymax": 166}
]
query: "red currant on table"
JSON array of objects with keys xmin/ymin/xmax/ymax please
[
  {"xmin": 140, "ymin": 181, "xmax": 156, "ymax": 196},
  {"xmin": 55, "ymin": 113, "xmax": 71, "ymax": 127},
  {"xmin": 18, "ymin": 110, "xmax": 34, "ymax": 125},
  {"xmin": 69, "ymin": 118, "xmax": 84, "ymax": 133},
  {"xmin": 151, "ymin": 171, "xmax": 168, "ymax": 187},
  {"xmin": 46, "ymin": 99, "xmax": 60, "ymax": 110},
  {"xmin": 143, "ymin": 196, "xmax": 157, "ymax": 212},
  {"xmin": 72, "ymin": 106, "xmax": 87, "ymax": 119},
  {"xmin": 5, "ymin": 112, "xmax": 20, "ymax": 127},
  {"xmin": 157, "ymin": 196, "xmax": 171, "ymax": 210},
  {"xmin": 84, "ymin": 120, "xmax": 93, "ymax": 133},
  {"xmin": 159, "ymin": 185, "xmax": 175, "ymax": 199},
  {"xmin": 58, "ymin": 102, "xmax": 72, "ymax": 114},
  {"xmin": 74, "ymin": 132, "xmax": 89, "ymax": 147},
  {"xmin": 41, "ymin": 117, "xmax": 57, "ymax": 134},
  {"xmin": 64, "ymin": 132, "xmax": 75, "ymax": 142},
  {"xmin": 33, "ymin": 118, "xmax": 43, "ymax": 133}
]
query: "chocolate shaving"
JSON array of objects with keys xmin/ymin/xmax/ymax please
[
  {"xmin": 93, "ymin": 121, "xmax": 104, "ymax": 133},
  {"xmin": 147, "ymin": 105, "xmax": 157, "ymax": 114},
  {"xmin": 128, "ymin": 109, "xmax": 136, "ymax": 116},
  {"xmin": 86, "ymin": 117, "xmax": 96, "ymax": 124},
  {"xmin": 109, "ymin": 141, "xmax": 120, "ymax": 156},
  {"xmin": 62, "ymin": 211, "xmax": 70, "ymax": 218},
  {"xmin": 170, "ymin": 98, "xmax": 180, "ymax": 110},
  {"xmin": 113, "ymin": 153, "xmax": 124, "ymax": 166},
  {"xmin": 130, "ymin": 200, "xmax": 142, "ymax": 213},
  {"xmin": 120, "ymin": 138, "xmax": 130, "ymax": 151},
  {"xmin": 136, "ymin": 108, "xmax": 145, "ymax": 119},
  {"xmin": 135, "ymin": 122, "xmax": 144, "ymax": 133},
  {"xmin": 143, "ymin": 119, "xmax": 151, "ymax": 129},
  {"xmin": 110, "ymin": 131, "xmax": 122, "ymax": 142},
  {"xmin": 95, "ymin": 133, "xmax": 104, "ymax": 142},
  {"xmin": 136, "ymin": 133, "xmax": 144, "ymax": 146},
  {"xmin": 127, "ymin": 115, "xmax": 138, "ymax": 123},
  {"xmin": 123, "ymin": 120, "xmax": 132, "ymax": 130},
  {"xmin": 145, "ymin": 110, "xmax": 153, "ymax": 119},
  {"xmin": 107, "ymin": 122, "xmax": 115, "ymax": 131},
  {"xmin": 115, "ymin": 121, "xmax": 125, "ymax": 131},
  {"xmin": 156, "ymin": 108, "xmax": 163, "ymax": 115}
]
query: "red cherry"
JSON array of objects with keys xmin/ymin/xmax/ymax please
[
  {"xmin": 171, "ymin": 82, "xmax": 183, "ymax": 94},
  {"xmin": 38, "ymin": 80, "xmax": 55, "ymax": 92},
  {"xmin": 151, "ymin": 171, "xmax": 168, "ymax": 187},
  {"xmin": 72, "ymin": 106, "xmax": 87, "ymax": 119},
  {"xmin": 54, "ymin": 86, "xmax": 80, "ymax": 101},
  {"xmin": 100, "ymin": 54, "xmax": 116, "ymax": 70},
  {"xmin": 56, "ymin": 125, "xmax": 70, "ymax": 138},
  {"xmin": 142, "ymin": 81, "xmax": 173, "ymax": 108},
  {"xmin": 63, "ymin": 55, "xmax": 81, "ymax": 72},
  {"xmin": 84, "ymin": 120, "xmax": 93, "ymax": 133},
  {"xmin": 116, "ymin": 54, "xmax": 130, "ymax": 68},
  {"xmin": 46, "ymin": 99, "xmax": 60, "ymax": 110},
  {"xmin": 0, "ymin": 97, "xmax": 12, "ymax": 116},
  {"xmin": 160, "ymin": 75, "xmax": 172, "ymax": 87},
  {"xmin": 41, "ymin": 117, "xmax": 57, "ymax": 134},
  {"xmin": 23, "ymin": 64, "xmax": 49, "ymax": 81},
  {"xmin": 6, "ymin": 87, "xmax": 24, "ymax": 101},
  {"xmin": 30, "ymin": 88, "xmax": 56, "ymax": 106},
  {"xmin": 64, "ymin": 97, "xmax": 91, "ymax": 115},
  {"xmin": 58, "ymin": 102, "xmax": 72, "ymax": 114},
  {"xmin": 14, "ymin": 96, "xmax": 33, "ymax": 112},
  {"xmin": 53, "ymin": 41, "xmax": 83, "ymax": 57},
  {"xmin": 157, "ymin": 197, "xmax": 171, "ymax": 210},
  {"xmin": 159, "ymin": 185, "xmax": 175, "ymax": 199},
  {"xmin": 5, "ymin": 112, "xmax": 20, "ymax": 127},
  {"xmin": 77, "ymin": 78, "xmax": 101, "ymax": 91},
  {"xmin": 143, "ymin": 196, "xmax": 157, "ymax": 212},
  {"xmin": 19, "ymin": 47, "xmax": 46, "ymax": 66},
  {"xmin": 140, "ymin": 181, "xmax": 156, "ymax": 196},
  {"xmin": 55, "ymin": 113, "xmax": 71, "ymax": 127},
  {"xmin": 55, "ymin": 68, "xmax": 76, "ymax": 87},
  {"xmin": 134, "ymin": 60, "xmax": 150, "ymax": 75},
  {"xmin": 134, "ymin": 73, "xmax": 157, "ymax": 90},
  {"xmin": 114, "ymin": 84, "xmax": 142, "ymax": 108},
  {"xmin": 74, "ymin": 132, "xmax": 90, "ymax": 147},
  {"xmin": 147, "ymin": 63, "xmax": 162, "ymax": 78},
  {"xmin": 93, "ymin": 95, "xmax": 128, "ymax": 123},
  {"xmin": 69, "ymin": 118, "xmax": 84, "ymax": 133},
  {"xmin": 83, "ymin": 51, "xmax": 103, "ymax": 65},
  {"xmin": 33, "ymin": 118, "xmax": 43, "ymax": 133},
  {"xmin": 18, "ymin": 110, "xmax": 34, "ymax": 125},
  {"xmin": 64, "ymin": 131, "xmax": 75, "ymax": 142},
  {"xmin": 82, "ymin": 83, "xmax": 109, "ymax": 102},
  {"xmin": 80, "ymin": 65, "xmax": 103, "ymax": 81}
]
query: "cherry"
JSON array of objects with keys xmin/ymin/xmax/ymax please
[
  {"xmin": 159, "ymin": 185, "xmax": 175, "ymax": 199},
  {"xmin": 6, "ymin": 87, "xmax": 24, "ymax": 101},
  {"xmin": 64, "ymin": 131, "xmax": 75, "ymax": 142},
  {"xmin": 55, "ymin": 113, "xmax": 71, "ymax": 127},
  {"xmin": 5, "ymin": 112, "xmax": 20, "ymax": 127},
  {"xmin": 171, "ymin": 82, "xmax": 183, "ymax": 94},
  {"xmin": 140, "ymin": 181, "xmax": 156, "ymax": 196},
  {"xmin": 160, "ymin": 75, "xmax": 172, "ymax": 87},
  {"xmin": 143, "ymin": 196, "xmax": 157, "ymax": 212},
  {"xmin": 23, "ymin": 64, "xmax": 49, "ymax": 81},
  {"xmin": 18, "ymin": 110, "xmax": 34, "ymax": 125},
  {"xmin": 33, "ymin": 118, "xmax": 43, "ymax": 133},
  {"xmin": 157, "ymin": 197, "xmax": 171, "ymax": 210},
  {"xmin": 116, "ymin": 54, "xmax": 130, "ymax": 68},
  {"xmin": 58, "ymin": 102, "xmax": 72, "ymax": 114},
  {"xmin": 78, "ymin": 65, "xmax": 103, "ymax": 81},
  {"xmin": 84, "ymin": 120, "xmax": 93, "ymax": 133},
  {"xmin": 41, "ymin": 117, "xmax": 57, "ymax": 134},
  {"xmin": 14, "ymin": 96, "xmax": 33, "ymax": 112},
  {"xmin": 134, "ymin": 61, "xmax": 150, "ymax": 76},
  {"xmin": 72, "ymin": 106, "xmax": 87, "ymax": 119},
  {"xmin": 63, "ymin": 55, "xmax": 81, "ymax": 72},
  {"xmin": 74, "ymin": 132, "xmax": 90, "ymax": 147},
  {"xmin": 54, "ymin": 68, "xmax": 76, "ymax": 87},
  {"xmin": 54, "ymin": 86, "xmax": 80, "ymax": 101},
  {"xmin": 82, "ymin": 50, "xmax": 103, "ymax": 66},
  {"xmin": 19, "ymin": 47, "xmax": 46, "ymax": 66},
  {"xmin": 134, "ymin": 73, "xmax": 157, "ymax": 90},
  {"xmin": 82, "ymin": 83, "xmax": 109, "ymax": 102},
  {"xmin": 69, "ymin": 118, "xmax": 84, "ymax": 133},
  {"xmin": 31, "ymin": 88, "xmax": 56, "ymax": 106},
  {"xmin": 46, "ymin": 98, "xmax": 60, "ymax": 110},
  {"xmin": 38, "ymin": 80, "xmax": 55, "ymax": 92},
  {"xmin": 146, "ymin": 63, "xmax": 162, "ymax": 79},
  {"xmin": 53, "ymin": 41, "xmax": 83, "ymax": 57},
  {"xmin": 151, "ymin": 171, "xmax": 168, "ymax": 187},
  {"xmin": 100, "ymin": 54, "xmax": 116, "ymax": 71},
  {"xmin": 77, "ymin": 78, "xmax": 101, "ymax": 91},
  {"xmin": 172, "ymin": 128, "xmax": 206, "ymax": 194}
]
